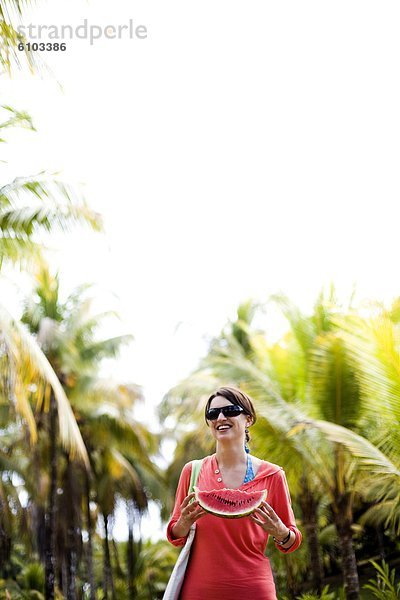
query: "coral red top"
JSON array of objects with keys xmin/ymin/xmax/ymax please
[{"xmin": 166, "ymin": 454, "xmax": 302, "ymax": 600}]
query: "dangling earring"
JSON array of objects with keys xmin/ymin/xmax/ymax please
[{"xmin": 244, "ymin": 427, "xmax": 250, "ymax": 454}]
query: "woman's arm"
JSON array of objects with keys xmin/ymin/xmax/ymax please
[
  {"xmin": 166, "ymin": 462, "xmax": 206, "ymax": 546},
  {"xmin": 269, "ymin": 468, "xmax": 302, "ymax": 554}
]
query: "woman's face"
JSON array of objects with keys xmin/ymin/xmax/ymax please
[{"xmin": 207, "ymin": 395, "xmax": 252, "ymax": 443}]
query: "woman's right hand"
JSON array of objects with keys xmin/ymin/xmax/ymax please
[{"xmin": 171, "ymin": 492, "xmax": 207, "ymax": 539}]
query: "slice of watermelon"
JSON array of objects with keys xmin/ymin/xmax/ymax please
[{"xmin": 194, "ymin": 486, "xmax": 268, "ymax": 518}]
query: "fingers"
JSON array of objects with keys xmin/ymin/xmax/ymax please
[
  {"xmin": 258, "ymin": 502, "xmax": 278, "ymax": 521},
  {"xmin": 250, "ymin": 505, "xmax": 275, "ymax": 530},
  {"xmin": 254, "ymin": 507, "xmax": 271, "ymax": 520},
  {"xmin": 182, "ymin": 501, "xmax": 200, "ymax": 517},
  {"xmin": 260, "ymin": 502, "xmax": 274, "ymax": 514},
  {"xmin": 192, "ymin": 508, "xmax": 207, "ymax": 521},
  {"xmin": 250, "ymin": 506, "xmax": 287, "ymax": 539},
  {"xmin": 180, "ymin": 495, "xmax": 206, "ymax": 526},
  {"xmin": 250, "ymin": 514, "xmax": 265, "ymax": 527},
  {"xmin": 250, "ymin": 512, "xmax": 273, "ymax": 533},
  {"xmin": 180, "ymin": 492, "xmax": 195, "ymax": 509}
]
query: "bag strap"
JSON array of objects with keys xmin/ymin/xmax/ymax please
[{"xmin": 188, "ymin": 459, "xmax": 203, "ymax": 495}]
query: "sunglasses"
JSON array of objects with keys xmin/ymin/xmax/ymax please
[{"xmin": 206, "ymin": 404, "xmax": 245, "ymax": 420}]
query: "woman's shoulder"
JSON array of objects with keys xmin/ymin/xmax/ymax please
[
  {"xmin": 181, "ymin": 455, "xmax": 213, "ymax": 472},
  {"xmin": 251, "ymin": 455, "xmax": 284, "ymax": 478}
]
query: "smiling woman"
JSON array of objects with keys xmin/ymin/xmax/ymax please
[{"xmin": 166, "ymin": 386, "xmax": 302, "ymax": 600}]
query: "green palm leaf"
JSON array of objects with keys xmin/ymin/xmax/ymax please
[
  {"xmin": 0, "ymin": 303, "xmax": 89, "ymax": 465},
  {"xmin": 333, "ymin": 314, "xmax": 400, "ymax": 426},
  {"xmin": 0, "ymin": 175, "xmax": 103, "ymax": 270},
  {"xmin": 0, "ymin": 2, "xmax": 45, "ymax": 75},
  {"xmin": 294, "ymin": 419, "xmax": 400, "ymax": 478},
  {"xmin": 0, "ymin": 104, "xmax": 35, "ymax": 139}
]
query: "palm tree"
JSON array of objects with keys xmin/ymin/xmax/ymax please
[
  {"xmin": 80, "ymin": 408, "xmax": 160, "ymax": 600},
  {"xmin": 21, "ymin": 263, "xmax": 163, "ymax": 598},
  {"xmin": 18, "ymin": 267, "xmax": 91, "ymax": 598},
  {"xmin": 305, "ymin": 306, "xmax": 400, "ymax": 535},
  {"xmin": 0, "ymin": 302, "xmax": 90, "ymax": 464},
  {"xmin": 0, "ymin": 103, "xmax": 103, "ymax": 463},
  {"xmin": 163, "ymin": 291, "xmax": 400, "ymax": 599}
]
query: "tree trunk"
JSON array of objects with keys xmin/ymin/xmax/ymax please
[
  {"xmin": 298, "ymin": 477, "xmax": 324, "ymax": 593},
  {"xmin": 375, "ymin": 526, "xmax": 385, "ymax": 561},
  {"xmin": 64, "ymin": 457, "xmax": 81, "ymax": 600},
  {"xmin": 0, "ymin": 485, "xmax": 11, "ymax": 579},
  {"xmin": 112, "ymin": 538, "xmax": 124, "ymax": 578},
  {"xmin": 332, "ymin": 494, "xmax": 360, "ymax": 600},
  {"xmin": 85, "ymin": 471, "xmax": 96, "ymax": 600},
  {"xmin": 61, "ymin": 558, "xmax": 68, "ymax": 599},
  {"xmin": 31, "ymin": 429, "xmax": 46, "ymax": 562},
  {"xmin": 0, "ymin": 519, "xmax": 11, "ymax": 578},
  {"xmin": 126, "ymin": 501, "xmax": 136, "ymax": 599},
  {"xmin": 45, "ymin": 391, "xmax": 58, "ymax": 600},
  {"xmin": 103, "ymin": 513, "xmax": 115, "ymax": 600},
  {"xmin": 283, "ymin": 554, "xmax": 300, "ymax": 599},
  {"xmin": 67, "ymin": 536, "xmax": 78, "ymax": 600}
]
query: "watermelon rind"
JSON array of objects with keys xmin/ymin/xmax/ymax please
[{"xmin": 194, "ymin": 486, "xmax": 267, "ymax": 519}]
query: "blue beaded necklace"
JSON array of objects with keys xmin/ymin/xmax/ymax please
[{"xmin": 243, "ymin": 453, "xmax": 255, "ymax": 484}]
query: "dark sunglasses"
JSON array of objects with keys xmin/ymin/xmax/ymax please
[{"xmin": 206, "ymin": 404, "xmax": 245, "ymax": 420}]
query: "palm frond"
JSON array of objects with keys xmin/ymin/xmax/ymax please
[
  {"xmin": 0, "ymin": 0, "xmax": 35, "ymax": 19},
  {"xmin": 297, "ymin": 419, "xmax": 400, "ymax": 479},
  {"xmin": 333, "ymin": 314, "xmax": 400, "ymax": 427},
  {"xmin": 80, "ymin": 335, "xmax": 133, "ymax": 362},
  {"xmin": 0, "ymin": 104, "xmax": 35, "ymax": 137},
  {"xmin": 0, "ymin": 175, "xmax": 103, "ymax": 271},
  {"xmin": 269, "ymin": 293, "xmax": 316, "ymax": 352},
  {"xmin": 0, "ymin": 175, "xmax": 102, "ymax": 228},
  {"xmin": 308, "ymin": 333, "xmax": 363, "ymax": 427},
  {"xmin": 0, "ymin": 235, "xmax": 46, "ymax": 271},
  {"xmin": 159, "ymin": 370, "xmax": 219, "ymax": 424},
  {"xmin": 71, "ymin": 379, "xmax": 143, "ymax": 410},
  {"xmin": 359, "ymin": 500, "xmax": 400, "ymax": 534},
  {"xmin": 84, "ymin": 412, "xmax": 157, "ymax": 467},
  {"xmin": 0, "ymin": 2, "xmax": 50, "ymax": 76},
  {"xmin": 110, "ymin": 449, "xmax": 143, "ymax": 487},
  {"xmin": 0, "ymin": 303, "xmax": 89, "ymax": 466},
  {"xmin": 0, "ymin": 19, "xmax": 39, "ymax": 75}
]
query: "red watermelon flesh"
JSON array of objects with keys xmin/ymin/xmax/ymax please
[{"xmin": 194, "ymin": 486, "xmax": 267, "ymax": 518}]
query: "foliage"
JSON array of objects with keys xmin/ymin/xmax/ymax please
[
  {"xmin": 0, "ymin": 104, "xmax": 102, "ymax": 463},
  {"xmin": 0, "ymin": 0, "xmax": 45, "ymax": 75},
  {"xmin": 131, "ymin": 539, "xmax": 178, "ymax": 600},
  {"xmin": 19, "ymin": 562, "xmax": 44, "ymax": 593},
  {"xmin": 0, "ymin": 103, "xmax": 163, "ymax": 597},
  {"xmin": 162, "ymin": 291, "xmax": 400, "ymax": 599},
  {"xmin": 363, "ymin": 560, "xmax": 400, "ymax": 599},
  {"xmin": 294, "ymin": 585, "xmax": 336, "ymax": 599}
]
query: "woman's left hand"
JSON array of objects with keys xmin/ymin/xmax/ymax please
[{"xmin": 250, "ymin": 501, "xmax": 289, "ymax": 539}]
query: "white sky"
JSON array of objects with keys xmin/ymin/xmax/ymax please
[{"xmin": 2, "ymin": 0, "xmax": 400, "ymax": 540}]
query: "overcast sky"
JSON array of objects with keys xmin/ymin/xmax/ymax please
[{"xmin": 2, "ymin": 0, "xmax": 400, "ymax": 539}]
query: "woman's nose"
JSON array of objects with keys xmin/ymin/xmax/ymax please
[{"xmin": 216, "ymin": 410, "xmax": 226, "ymax": 421}]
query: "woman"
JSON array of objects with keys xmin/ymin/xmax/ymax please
[{"xmin": 167, "ymin": 386, "xmax": 302, "ymax": 600}]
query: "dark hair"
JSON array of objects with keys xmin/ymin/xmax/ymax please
[{"xmin": 204, "ymin": 386, "xmax": 257, "ymax": 445}]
